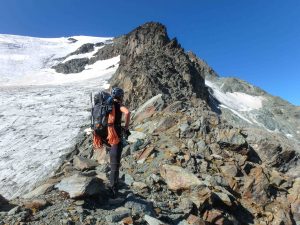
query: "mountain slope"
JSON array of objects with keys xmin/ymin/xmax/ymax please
[{"xmin": 0, "ymin": 23, "xmax": 300, "ymax": 224}]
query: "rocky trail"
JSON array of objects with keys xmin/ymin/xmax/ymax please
[{"xmin": 1, "ymin": 94, "xmax": 300, "ymax": 225}]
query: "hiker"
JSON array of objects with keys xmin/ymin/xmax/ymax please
[{"xmin": 93, "ymin": 87, "xmax": 130, "ymax": 198}]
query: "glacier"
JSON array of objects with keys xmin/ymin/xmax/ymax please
[{"xmin": 0, "ymin": 34, "xmax": 119, "ymax": 199}]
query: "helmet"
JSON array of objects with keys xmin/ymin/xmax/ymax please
[{"xmin": 111, "ymin": 87, "xmax": 124, "ymax": 100}]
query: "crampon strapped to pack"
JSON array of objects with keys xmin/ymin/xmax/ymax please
[{"xmin": 91, "ymin": 91, "xmax": 113, "ymax": 137}]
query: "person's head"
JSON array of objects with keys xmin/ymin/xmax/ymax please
[{"xmin": 111, "ymin": 87, "xmax": 124, "ymax": 102}]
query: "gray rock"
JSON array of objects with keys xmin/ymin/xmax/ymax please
[
  {"xmin": 125, "ymin": 194, "xmax": 154, "ymax": 216},
  {"xmin": 53, "ymin": 58, "xmax": 89, "ymax": 74},
  {"xmin": 178, "ymin": 198, "xmax": 194, "ymax": 215},
  {"xmin": 204, "ymin": 175, "xmax": 229, "ymax": 188},
  {"xmin": 73, "ymin": 155, "xmax": 98, "ymax": 171},
  {"xmin": 216, "ymin": 128, "xmax": 247, "ymax": 151},
  {"xmin": 187, "ymin": 139, "xmax": 195, "ymax": 150},
  {"xmin": 105, "ymin": 208, "xmax": 131, "ymax": 223},
  {"xmin": 96, "ymin": 164, "xmax": 110, "ymax": 173},
  {"xmin": 8, "ymin": 206, "xmax": 21, "ymax": 216},
  {"xmin": 0, "ymin": 211, "xmax": 7, "ymax": 217},
  {"xmin": 177, "ymin": 220, "xmax": 189, "ymax": 225},
  {"xmin": 160, "ymin": 164, "xmax": 204, "ymax": 191},
  {"xmin": 130, "ymin": 139, "xmax": 144, "ymax": 152},
  {"xmin": 123, "ymin": 174, "xmax": 134, "ymax": 186},
  {"xmin": 69, "ymin": 43, "xmax": 94, "ymax": 56},
  {"xmin": 133, "ymin": 94, "xmax": 165, "ymax": 123},
  {"xmin": 179, "ymin": 123, "xmax": 191, "ymax": 138},
  {"xmin": 23, "ymin": 183, "xmax": 54, "ymax": 199},
  {"xmin": 122, "ymin": 145, "xmax": 131, "ymax": 157},
  {"xmin": 220, "ymin": 164, "xmax": 239, "ymax": 177},
  {"xmin": 55, "ymin": 174, "xmax": 105, "ymax": 198},
  {"xmin": 196, "ymin": 140, "xmax": 206, "ymax": 151},
  {"xmin": 144, "ymin": 214, "xmax": 166, "ymax": 225},
  {"xmin": 128, "ymin": 131, "xmax": 146, "ymax": 143},
  {"xmin": 154, "ymin": 116, "xmax": 177, "ymax": 132},
  {"xmin": 150, "ymin": 174, "xmax": 161, "ymax": 183}
]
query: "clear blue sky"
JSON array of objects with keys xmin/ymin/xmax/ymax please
[{"xmin": 0, "ymin": 0, "xmax": 299, "ymax": 105}]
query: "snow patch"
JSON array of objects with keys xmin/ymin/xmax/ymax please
[
  {"xmin": 205, "ymin": 80, "xmax": 264, "ymax": 112},
  {"xmin": 220, "ymin": 104, "xmax": 254, "ymax": 124}
]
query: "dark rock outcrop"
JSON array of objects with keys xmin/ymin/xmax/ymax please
[
  {"xmin": 69, "ymin": 43, "xmax": 94, "ymax": 56},
  {"xmin": 52, "ymin": 58, "xmax": 89, "ymax": 74},
  {"xmin": 110, "ymin": 22, "xmax": 208, "ymax": 109}
]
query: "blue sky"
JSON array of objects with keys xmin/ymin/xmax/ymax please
[{"xmin": 0, "ymin": 0, "xmax": 299, "ymax": 105}]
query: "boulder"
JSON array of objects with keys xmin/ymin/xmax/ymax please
[
  {"xmin": 153, "ymin": 116, "xmax": 177, "ymax": 133},
  {"xmin": 122, "ymin": 173, "xmax": 134, "ymax": 186},
  {"xmin": 242, "ymin": 166, "xmax": 270, "ymax": 206},
  {"xmin": 73, "ymin": 155, "xmax": 98, "ymax": 171},
  {"xmin": 133, "ymin": 94, "xmax": 165, "ymax": 122},
  {"xmin": 128, "ymin": 131, "xmax": 146, "ymax": 143},
  {"xmin": 220, "ymin": 164, "xmax": 239, "ymax": 177},
  {"xmin": 287, "ymin": 178, "xmax": 300, "ymax": 223},
  {"xmin": 216, "ymin": 128, "xmax": 247, "ymax": 151},
  {"xmin": 23, "ymin": 183, "xmax": 54, "ymax": 199},
  {"xmin": 136, "ymin": 146, "xmax": 155, "ymax": 164},
  {"xmin": 179, "ymin": 123, "xmax": 194, "ymax": 138},
  {"xmin": 125, "ymin": 194, "xmax": 154, "ymax": 216},
  {"xmin": 189, "ymin": 187, "xmax": 211, "ymax": 210},
  {"xmin": 178, "ymin": 198, "xmax": 194, "ymax": 215},
  {"xmin": 55, "ymin": 174, "xmax": 105, "ymax": 198},
  {"xmin": 92, "ymin": 147, "xmax": 109, "ymax": 164},
  {"xmin": 105, "ymin": 208, "xmax": 131, "ymax": 223},
  {"xmin": 163, "ymin": 101, "xmax": 184, "ymax": 113},
  {"xmin": 144, "ymin": 215, "xmax": 166, "ymax": 225},
  {"xmin": 160, "ymin": 164, "xmax": 203, "ymax": 191},
  {"xmin": 133, "ymin": 182, "xmax": 148, "ymax": 190},
  {"xmin": 0, "ymin": 194, "xmax": 8, "ymax": 205},
  {"xmin": 264, "ymin": 197, "xmax": 294, "ymax": 225}
]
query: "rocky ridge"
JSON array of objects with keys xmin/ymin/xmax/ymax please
[{"xmin": 1, "ymin": 22, "xmax": 300, "ymax": 225}]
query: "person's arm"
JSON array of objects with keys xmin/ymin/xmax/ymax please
[{"xmin": 120, "ymin": 106, "xmax": 130, "ymax": 130}]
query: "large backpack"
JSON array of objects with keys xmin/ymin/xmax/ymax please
[{"xmin": 91, "ymin": 91, "xmax": 113, "ymax": 137}]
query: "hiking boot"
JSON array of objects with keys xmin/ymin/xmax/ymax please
[{"xmin": 109, "ymin": 186, "xmax": 118, "ymax": 199}]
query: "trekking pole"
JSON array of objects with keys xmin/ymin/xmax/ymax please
[{"xmin": 90, "ymin": 92, "xmax": 94, "ymax": 129}]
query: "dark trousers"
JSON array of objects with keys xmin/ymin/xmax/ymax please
[{"xmin": 109, "ymin": 142, "xmax": 123, "ymax": 189}]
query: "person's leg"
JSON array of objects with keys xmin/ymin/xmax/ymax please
[
  {"xmin": 116, "ymin": 141, "xmax": 123, "ymax": 166},
  {"xmin": 109, "ymin": 144, "xmax": 119, "ymax": 197}
]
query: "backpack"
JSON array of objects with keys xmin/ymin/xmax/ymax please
[{"xmin": 91, "ymin": 91, "xmax": 113, "ymax": 137}]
